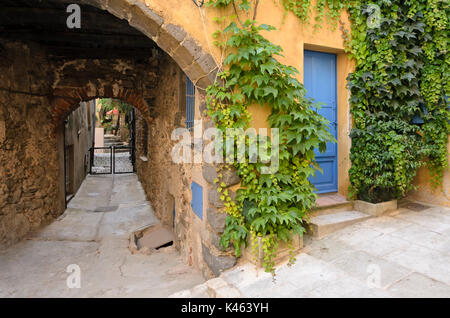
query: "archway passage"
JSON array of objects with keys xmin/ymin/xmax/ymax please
[{"xmin": 0, "ymin": 0, "xmax": 236, "ymax": 280}]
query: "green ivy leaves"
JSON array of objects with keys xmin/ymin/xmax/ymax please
[
  {"xmin": 347, "ymin": 0, "xmax": 449, "ymax": 202},
  {"xmin": 206, "ymin": 9, "xmax": 334, "ymax": 273}
]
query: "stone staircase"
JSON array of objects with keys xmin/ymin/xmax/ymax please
[
  {"xmin": 308, "ymin": 193, "xmax": 371, "ymax": 239},
  {"xmin": 104, "ymin": 134, "xmax": 129, "ymax": 152}
]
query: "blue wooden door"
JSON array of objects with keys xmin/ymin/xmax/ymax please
[{"xmin": 304, "ymin": 50, "xmax": 338, "ymax": 193}]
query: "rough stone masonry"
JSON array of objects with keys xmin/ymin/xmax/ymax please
[{"xmin": 0, "ymin": 0, "xmax": 238, "ymax": 278}]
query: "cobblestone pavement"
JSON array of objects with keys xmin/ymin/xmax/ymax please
[
  {"xmin": 92, "ymin": 151, "xmax": 133, "ymax": 174},
  {"xmin": 174, "ymin": 202, "xmax": 450, "ymax": 298},
  {"xmin": 0, "ymin": 174, "xmax": 204, "ymax": 297}
]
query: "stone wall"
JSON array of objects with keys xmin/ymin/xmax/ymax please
[
  {"xmin": 64, "ymin": 100, "xmax": 96, "ymax": 196},
  {"xmin": 135, "ymin": 54, "xmax": 238, "ymax": 278},
  {"xmin": 0, "ymin": 38, "xmax": 164, "ymax": 248},
  {"xmin": 0, "ymin": 38, "xmax": 234, "ymax": 279},
  {"xmin": 0, "ymin": 7, "xmax": 236, "ymax": 275},
  {"xmin": 0, "ymin": 41, "xmax": 62, "ymax": 247}
]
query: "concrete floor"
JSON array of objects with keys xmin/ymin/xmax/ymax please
[
  {"xmin": 0, "ymin": 174, "xmax": 204, "ymax": 297},
  {"xmin": 215, "ymin": 203, "xmax": 450, "ymax": 297}
]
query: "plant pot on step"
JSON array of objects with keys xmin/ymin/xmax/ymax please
[
  {"xmin": 354, "ymin": 199, "xmax": 397, "ymax": 217},
  {"xmin": 242, "ymin": 232, "xmax": 303, "ymax": 269}
]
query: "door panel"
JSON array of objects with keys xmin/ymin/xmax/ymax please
[{"xmin": 304, "ymin": 50, "xmax": 338, "ymax": 193}]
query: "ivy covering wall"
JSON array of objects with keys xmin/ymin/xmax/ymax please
[
  {"xmin": 205, "ymin": 0, "xmax": 449, "ymax": 273},
  {"xmin": 345, "ymin": 0, "xmax": 449, "ymax": 202}
]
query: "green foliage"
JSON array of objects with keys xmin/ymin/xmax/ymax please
[
  {"xmin": 206, "ymin": 12, "xmax": 334, "ymax": 273},
  {"xmin": 98, "ymin": 98, "xmax": 132, "ymax": 114},
  {"xmin": 347, "ymin": 0, "xmax": 449, "ymax": 202},
  {"xmin": 206, "ymin": 0, "xmax": 449, "ymax": 273},
  {"xmin": 98, "ymin": 98, "xmax": 133, "ymax": 130},
  {"xmin": 281, "ymin": 0, "xmax": 350, "ymax": 30}
]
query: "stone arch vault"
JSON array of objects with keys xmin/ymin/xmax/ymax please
[{"xmin": 50, "ymin": 0, "xmax": 219, "ymax": 128}]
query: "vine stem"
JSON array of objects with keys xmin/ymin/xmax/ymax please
[
  {"xmin": 232, "ymin": 0, "xmax": 244, "ymax": 27},
  {"xmin": 253, "ymin": 0, "xmax": 260, "ymax": 20}
]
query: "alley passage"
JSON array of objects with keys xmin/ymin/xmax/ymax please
[{"xmin": 0, "ymin": 174, "xmax": 204, "ymax": 297}]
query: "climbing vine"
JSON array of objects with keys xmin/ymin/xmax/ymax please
[
  {"xmin": 282, "ymin": 0, "xmax": 448, "ymax": 201},
  {"xmin": 346, "ymin": 0, "xmax": 449, "ymax": 202},
  {"xmin": 204, "ymin": 0, "xmax": 449, "ymax": 272},
  {"xmin": 206, "ymin": 0, "xmax": 334, "ymax": 274},
  {"xmin": 281, "ymin": 0, "xmax": 350, "ymax": 30}
]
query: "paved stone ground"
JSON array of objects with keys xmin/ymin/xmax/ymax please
[
  {"xmin": 0, "ymin": 174, "xmax": 204, "ymax": 297},
  {"xmin": 174, "ymin": 203, "xmax": 450, "ymax": 298}
]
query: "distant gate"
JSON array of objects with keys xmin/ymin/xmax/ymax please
[{"xmin": 89, "ymin": 146, "xmax": 135, "ymax": 175}]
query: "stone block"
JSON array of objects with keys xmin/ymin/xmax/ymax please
[
  {"xmin": 214, "ymin": 285, "xmax": 242, "ymax": 298},
  {"xmin": 197, "ymin": 53, "xmax": 218, "ymax": 75},
  {"xmin": 195, "ymin": 76, "xmax": 213, "ymax": 90},
  {"xmin": 205, "ymin": 277, "xmax": 241, "ymax": 298},
  {"xmin": 208, "ymin": 186, "xmax": 236, "ymax": 209},
  {"xmin": 202, "ymin": 165, "xmax": 218, "ymax": 184},
  {"xmin": 202, "ymin": 165, "xmax": 240, "ymax": 186},
  {"xmin": 242, "ymin": 233, "xmax": 304, "ymax": 269},
  {"xmin": 106, "ymin": 0, "xmax": 133, "ymax": 20},
  {"xmin": 202, "ymin": 243, "xmax": 236, "ymax": 277},
  {"xmin": 205, "ymin": 277, "xmax": 228, "ymax": 290},
  {"xmin": 128, "ymin": 2, "xmax": 163, "ymax": 39},
  {"xmin": 354, "ymin": 199, "xmax": 398, "ymax": 217},
  {"xmin": 309, "ymin": 210, "xmax": 372, "ymax": 238},
  {"xmin": 207, "ymin": 207, "xmax": 226, "ymax": 233},
  {"xmin": 182, "ymin": 36, "xmax": 204, "ymax": 61},
  {"xmin": 208, "ymin": 187, "xmax": 224, "ymax": 208},
  {"xmin": 170, "ymin": 45, "xmax": 195, "ymax": 70},
  {"xmin": 157, "ymin": 23, "xmax": 187, "ymax": 54},
  {"xmin": 183, "ymin": 61, "xmax": 208, "ymax": 83},
  {"xmin": 210, "ymin": 231, "xmax": 225, "ymax": 251}
]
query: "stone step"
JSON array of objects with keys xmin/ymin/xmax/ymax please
[
  {"xmin": 104, "ymin": 142, "xmax": 127, "ymax": 147},
  {"xmin": 311, "ymin": 201, "xmax": 354, "ymax": 217},
  {"xmin": 309, "ymin": 210, "xmax": 371, "ymax": 239},
  {"xmin": 311, "ymin": 193, "xmax": 354, "ymax": 217},
  {"xmin": 169, "ymin": 277, "xmax": 241, "ymax": 298}
]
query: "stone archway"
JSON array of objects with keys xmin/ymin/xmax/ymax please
[
  {"xmin": 0, "ymin": 0, "xmax": 238, "ymax": 279},
  {"xmin": 51, "ymin": 85, "xmax": 151, "ymax": 128},
  {"xmin": 75, "ymin": 0, "xmax": 219, "ymax": 90}
]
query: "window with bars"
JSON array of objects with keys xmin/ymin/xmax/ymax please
[{"xmin": 185, "ymin": 75, "xmax": 195, "ymax": 130}]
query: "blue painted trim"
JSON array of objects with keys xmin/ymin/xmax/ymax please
[
  {"xmin": 172, "ymin": 204, "xmax": 176, "ymax": 228},
  {"xmin": 190, "ymin": 181, "xmax": 203, "ymax": 219}
]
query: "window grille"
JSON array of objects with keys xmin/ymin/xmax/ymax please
[{"xmin": 185, "ymin": 76, "xmax": 195, "ymax": 130}]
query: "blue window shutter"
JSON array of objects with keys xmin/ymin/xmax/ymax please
[
  {"xmin": 172, "ymin": 204, "xmax": 175, "ymax": 228},
  {"xmin": 190, "ymin": 182, "xmax": 203, "ymax": 219},
  {"xmin": 411, "ymin": 103, "xmax": 427, "ymax": 124},
  {"xmin": 185, "ymin": 76, "xmax": 195, "ymax": 130}
]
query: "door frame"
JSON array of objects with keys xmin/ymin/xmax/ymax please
[{"xmin": 302, "ymin": 44, "xmax": 353, "ymax": 197}]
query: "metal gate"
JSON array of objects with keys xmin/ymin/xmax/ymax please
[
  {"xmin": 90, "ymin": 146, "xmax": 113, "ymax": 174},
  {"xmin": 113, "ymin": 146, "xmax": 135, "ymax": 174},
  {"xmin": 89, "ymin": 146, "xmax": 135, "ymax": 175},
  {"xmin": 90, "ymin": 108, "xmax": 136, "ymax": 175}
]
